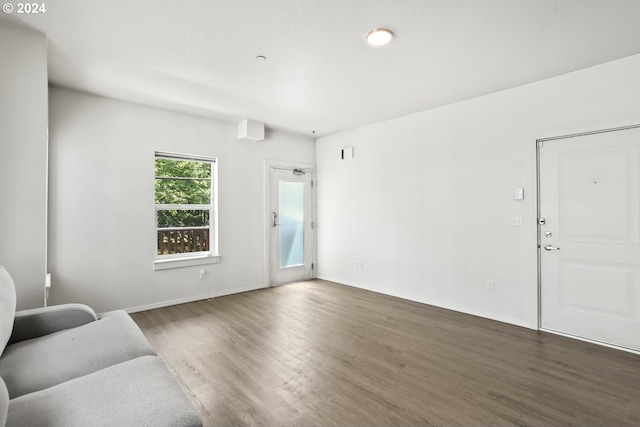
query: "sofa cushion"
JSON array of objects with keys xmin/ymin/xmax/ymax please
[
  {"xmin": 7, "ymin": 356, "xmax": 202, "ymax": 427},
  {"xmin": 0, "ymin": 266, "xmax": 17, "ymax": 355},
  {"xmin": 0, "ymin": 376, "xmax": 8, "ymax": 427},
  {"xmin": 0, "ymin": 310, "xmax": 156, "ymax": 398}
]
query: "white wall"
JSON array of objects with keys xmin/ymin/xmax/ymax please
[
  {"xmin": 0, "ymin": 22, "xmax": 48, "ymax": 310},
  {"xmin": 48, "ymin": 87, "xmax": 315, "ymax": 313},
  {"xmin": 316, "ymin": 54, "xmax": 640, "ymax": 329}
]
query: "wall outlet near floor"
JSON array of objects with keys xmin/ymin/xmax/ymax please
[
  {"xmin": 487, "ymin": 280, "xmax": 495, "ymax": 292},
  {"xmin": 354, "ymin": 260, "xmax": 364, "ymax": 270},
  {"xmin": 199, "ymin": 269, "xmax": 207, "ymax": 279}
]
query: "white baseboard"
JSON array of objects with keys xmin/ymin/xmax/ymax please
[
  {"xmin": 122, "ymin": 275, "xmax": 536, "ymax": 332},
  {"xmin": 317, "ymin": 275, "xmax": 536, "ymax": 331},
  {"xmin": 122, "ymin": 283, "xmax": 267, "ymax": 314}
]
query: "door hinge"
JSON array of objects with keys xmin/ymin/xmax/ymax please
[
  {"xmin": 311, "ymin": 180, "xmax": 314, "ymax": 188},
  {"xmin": 312, "ymin": 263, "xmax": 314, "ymax": 270},
  {"xmin": 311, "ymin": 221, "xmax": 315, "ymax": 229}
]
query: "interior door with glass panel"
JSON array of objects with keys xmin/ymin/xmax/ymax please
[
  {"xmin": 539, "ymin": 126, "xmax": 640, "ymax": 351},
  {"xmin": 269, "ymin": 167, "xmax": 314, "ymax": 285}
]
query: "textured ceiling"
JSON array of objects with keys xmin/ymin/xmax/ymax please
[{"xmin": 5, "ymin": 0, "xmax": 640, "ymax": 137}]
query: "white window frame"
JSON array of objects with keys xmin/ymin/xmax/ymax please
[{"xmin": 153, "ymin": 151, "xmax": 220, "ymax": 271}]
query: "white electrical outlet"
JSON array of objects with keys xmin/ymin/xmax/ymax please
[
  {"xmin": 199, "ymin": 269, "xmax": 207, "ymax": 279},
  {"xmin": 487, "ymin": 280, "xmax": 495, "ymax": 292},
  {"xmin": 358, "ymin": 261, "xmax": 364, "ymax": 269},
  {"xmin": 513, "ymin": 188, "xmax": 524, "ymax": 200},
  {"xmin": 511, "ymin": 215, "xmax": 524, "ymax": 226}
]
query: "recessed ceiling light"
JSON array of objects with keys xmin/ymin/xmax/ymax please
[
  {"xmin": 366, "ymin": 28, "xmax": 393, "ymax": 46},
  {"xmin": 256, "ymin": 55, "xmax": 267, "ymax": 61}
]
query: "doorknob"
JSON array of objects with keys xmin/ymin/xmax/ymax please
[{"xmin": 544, "ymin": 245, "xmax": 560, "ymax": 251}]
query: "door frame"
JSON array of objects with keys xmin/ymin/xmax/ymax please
[
  {"xmin": 263, "ymin": 160, "xmax": 317, "ymax": 287},
  {"xmin": 535, "ymin": 121, "xmax": 640, "ymax": 353}
]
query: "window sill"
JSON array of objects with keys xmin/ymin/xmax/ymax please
[{"xmin": 153, "ymin": 254, "xmax": 221, "ymax": 271}]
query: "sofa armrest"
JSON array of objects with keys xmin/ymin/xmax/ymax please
[{"xmin": 8, "ymin": 304, "xmax": 97, "ymax": 344}]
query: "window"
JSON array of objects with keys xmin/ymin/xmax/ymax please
[{"xmin": 153, "ymin": 151, "xmax": 219, "ymax": 270}]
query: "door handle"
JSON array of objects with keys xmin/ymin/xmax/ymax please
[
  {"xmin": 544, "ymin": 245, "xmax": 560, "ymax": 251},
  {"xmin": 272, "ymin": 212, "xmax": 278, "ymax": 228}
]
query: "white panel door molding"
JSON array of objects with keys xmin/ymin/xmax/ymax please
[{"xmin": 539, "ymin": 125, "xmax": 640, "ymax": 351}]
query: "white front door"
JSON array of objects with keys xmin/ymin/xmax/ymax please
[
  {"xmin": 539, "ymin": 126, "xmax": 640, "ymax": 351},
  {"xmin": 268, "ymin": 166, "xmax": 315, "ymax": 285}
]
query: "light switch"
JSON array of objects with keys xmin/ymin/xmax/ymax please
[
  {"xmin": 341, "ymin": 147, "xmax": 354, "ymax": 160},
  {"xmin": 513, "ymin": 188, "xmax": 524, "ymax": 200}
]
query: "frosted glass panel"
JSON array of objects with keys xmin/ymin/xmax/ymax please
[{"xmin": 279, "ymin": 181, "xmax": 304, "ymax": 268}]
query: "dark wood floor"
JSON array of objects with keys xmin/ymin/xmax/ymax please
[{"xmin": 132, "ymin": 280, "xmax": 640, "ymax": 427}]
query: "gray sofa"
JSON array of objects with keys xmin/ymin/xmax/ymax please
[{"xmin": 0, "ymin": 265, "xmax": 202, "ymax": 427}]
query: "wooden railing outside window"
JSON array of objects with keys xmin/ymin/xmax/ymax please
[{"xmin": 157, "ymin": 226, "xmax": 210, "ymax": 255}]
